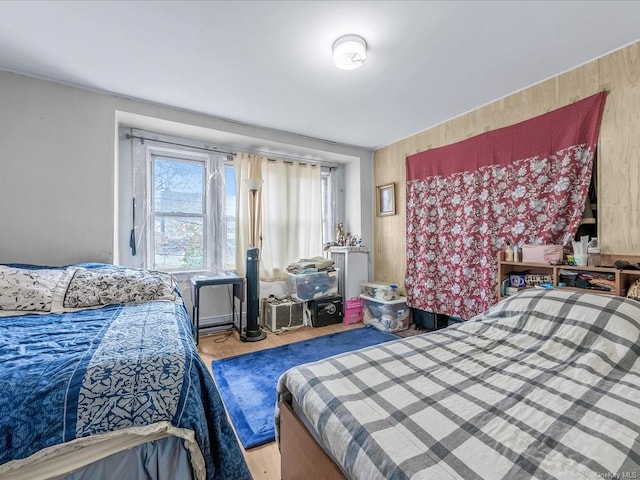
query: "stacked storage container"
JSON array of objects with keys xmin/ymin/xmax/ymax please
[
  {"xmin": 343, "ymin": 297, "xmax": 364, "ymax": 325},
  {"xmin": 285, "ymin": 270, "xmax": 338, "ymax": 301},
  {"xmin": 360, "ymin": 282, "xmax": 411, "ymax": 332},
  {"xmin": 285, "ymin": 270, "xmax": 342, "ymax": 327}
]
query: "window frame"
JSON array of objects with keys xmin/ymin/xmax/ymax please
[
  {"xmin": 222, "ymin": 159, "xmax": 236, "ymax": 269},
  {"xmin": 146, "ymin": 147, "xmax": 210, "ymax": 272},
  {"xmin": 124, "ymin": 136, "xmax": 234, "ymax": 276},
  {"xmin": 321, "ymin": 167, "xmax": 336, "ymax": 245}
]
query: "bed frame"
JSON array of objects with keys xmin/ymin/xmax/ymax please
[{"xmin": 280, "ymin": 402, "xmax": 345, "ymax": 480}]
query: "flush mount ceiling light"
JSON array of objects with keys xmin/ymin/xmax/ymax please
[{"xmin": 332, "ymin": 34, "xmax": 367, "ymax": 70}]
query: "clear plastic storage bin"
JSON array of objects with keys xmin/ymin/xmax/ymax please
[
  {"xmin": 285, "ymin": 270, "xmax": 338, "ymax": 301},
  {"xmin": 360, "ymin": 294, "xmax": 411, "ymax": 332},
  {"xmin": 360, "ymin": 281, "xmax": 400, "ymax": 301}
]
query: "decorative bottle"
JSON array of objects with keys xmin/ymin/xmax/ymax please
[
  {"xmin": 505, "ymin": 242, "xmax": 514, "ymax": 262},
  {"xmin": 513, "ymin": 244, "xmax": 520, "ymax": 262},
  {"xmin": 587, "ymin": 238, "xmax": 601, "ymax": 267}
]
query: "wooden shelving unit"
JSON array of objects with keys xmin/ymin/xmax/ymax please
[{"xmin": 497, "ymin": 251, "xmax": 640, "ymax": 301}]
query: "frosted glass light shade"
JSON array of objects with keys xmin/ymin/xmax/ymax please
[
  {"xmin": 333, "ymin": 34, "xmax": 367, "ymax": 70},
  {"xmin": 244, "ymin": 178, "xmax": 264, "ymax": 192}
]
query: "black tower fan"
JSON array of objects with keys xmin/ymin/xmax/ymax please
[{"xmin": 242, "ymin": 247, "xmax": 266, "ymax": 342}]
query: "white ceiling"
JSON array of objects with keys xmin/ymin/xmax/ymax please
[{"xmin": 0, "ymin": 1, "xmax": 638, "ymax": 150}]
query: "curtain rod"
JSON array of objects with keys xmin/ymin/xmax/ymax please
[
  {"xmin": 125, "ymin": 133, "xmax": 235, "ymax": 156},
  {"xmin": 267, "ymin": 158, "xmax": 319, "ymax": 167},
  {"xmin": 126, "ymin": 132, "xmax": 337, "ymax": 168},
  {"xmin": 239, "ymin": 146, "xmax": 336, "ymax": 168}
]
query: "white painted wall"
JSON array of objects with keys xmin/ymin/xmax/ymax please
[
  {"xmin": 0, "ymin": 70, "xmax": 374, "ymax": 267},
  {"xmin": 0, "ymin": 72, "xmax": 115, "ymax": 265}
]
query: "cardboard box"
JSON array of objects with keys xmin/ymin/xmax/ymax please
[{"xmin": 521, "ymin": 244, "xmax": 563, "ymax": 264}]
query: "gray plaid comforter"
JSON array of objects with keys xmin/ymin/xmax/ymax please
[{"xmin": 276, "ymin": 289, "xmax": 640, "ymax": 479}]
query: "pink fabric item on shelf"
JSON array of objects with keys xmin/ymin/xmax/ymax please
[{"xmin": 521, "ymin": 245, "xmax": 564, "ymax": 264}]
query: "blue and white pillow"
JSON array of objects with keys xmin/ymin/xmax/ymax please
[
  {"xmin": 63, "ymin": 267, "xmax": 177, "ymax": 308},
  {"xmin": 0, "ymin": 266, "xmax": 68, "ymax": 311},
  {"xmin": 0, "ymin": 265, "xmax": 177, "ymax": 314}
]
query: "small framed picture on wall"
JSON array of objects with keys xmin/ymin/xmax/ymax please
[{"xmin": 376, "ymin": 183, "xmax": 396, "ymax": 216}]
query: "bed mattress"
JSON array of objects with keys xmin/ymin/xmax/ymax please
[
  {"xmin": 277, "ymin": 289, "xmax": 640, "ymax": 479},
  {"xmin": 0, "ymin": 263, "xmax": 249, "ymax": 480}
]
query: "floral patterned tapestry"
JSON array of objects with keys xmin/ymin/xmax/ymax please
[{"xmin": 405, "ymin": 92, "xmax": 606, "ymax": 320}]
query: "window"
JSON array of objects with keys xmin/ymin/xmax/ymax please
[
  {"xmin": 321, "ymin": 167, "xmax": 335, "ymax": 245},
  {"xmin": 120, "ymin": 128, "xmax": 339, "ymax": 274},
  {"xmin": 224, "ymin": 164, "xmax": 236, "ymax": 266},
  {"xmin": 121, "ymin": 129, "xmax": 236, "ymax": 274},
  {"xmin": 151, "ymin": 155, "xmax": 206, "ymax": 271},
  {"xmin": 147, "ymin": 147, "xmax": 236, "ymax": 273}
]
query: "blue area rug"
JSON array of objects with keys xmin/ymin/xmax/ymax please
[{"xmin": 211, "ymin": 326, "xmax": 399, "ymax": 449}]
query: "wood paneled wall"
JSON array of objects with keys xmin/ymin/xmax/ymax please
[{"xmin": 374, "ymin": 41, "xmax": 640, "ymax": 288}]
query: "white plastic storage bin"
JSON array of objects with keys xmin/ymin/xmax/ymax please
[
  {"xmin": 361, "ymin": 281, "xmax": 400, "ymax": 301},
  {"xmin": 285, "ymin": 270, "xmax": 338, "ymax": 301},
  {"xmin": 360, "ymin": 294, "xmax": 411, "ymax": 332}
]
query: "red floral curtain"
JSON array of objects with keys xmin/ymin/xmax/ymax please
[{"xmin": 405, "ymin": 92, "xmax": 606, "ymax": 320}]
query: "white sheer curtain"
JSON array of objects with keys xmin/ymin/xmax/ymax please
[
  {"xmin": 260, "ymin": 159, "xmax": 323, "ymax": 281},
  {"xmin": 235, "ymin": 153, "xmax": 323, "ymax": 280}
]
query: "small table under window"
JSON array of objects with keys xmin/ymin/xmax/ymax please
[{"xmin": 190, "ymin": 271, "xmax": 244, "ymax": 345}]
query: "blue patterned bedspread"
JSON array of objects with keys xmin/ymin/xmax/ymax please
[{"xmin": 0, "ymin": 282, "xmax": 249, "ymax": 479}]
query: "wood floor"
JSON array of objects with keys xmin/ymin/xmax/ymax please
[{"xmin": 197, "ymin": 322, "xmax": 362, "ymax": 480}]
